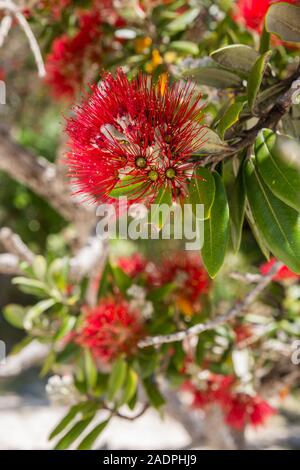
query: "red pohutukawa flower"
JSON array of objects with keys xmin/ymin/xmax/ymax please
[
  {"xmin": 233, "ymin": 0, "xmax": 299, "ymax": 33},
  {"xmin": 45, "ymin": 9, "xmax": 104, "ymax": 99},
  {"xmin": 77, "ymin": 298, "xmax": 145, "ymax": 362},
  {"xmin": 66, "ymin": 70, "xmax": 206, "ymax": 205},
  {"xmin": 184, "ymin": 374, "xmax": 275, "ymax": 429},
  {"xmin": 260, "ymin": 258, "xmax": 300, "ymax": 281}
]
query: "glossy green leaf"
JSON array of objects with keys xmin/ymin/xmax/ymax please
[
  {"xmin": 185, "ymin": 66, "xmax": 242, "ymax": 89},
  {"xmin": 217, "ymin": 101, "xmax": 246, "ymax": 139},
  {"xmin": 244, "ymin": 158, "xmax": 300, "ymax": 273},
  {"xmin": 107, "ymin": 358, "xmax": 127, "ymax": 401},
  {"xmin": 245, "ymin": 203, "xmax": 270, "ymax": 260},
  {"xmin": 229, "ymin": 162, "xmax": 246, "ymax": 252},
  {"xmin": 202, "ymin": 173, "xmax": 230, "ymax": 278},
  {"xmin": 55, "ymin": 414, "xmax": 95, "ymax": 450},
  {"xmin": 54, "ymin": 316, "xmax": 76, "ymax": 342},
  {"xmin": 255, "ymin": 129, "xmax": 300, "ymax": 212},
  {"xmin": 84, "ymin": 349, "xmax": 98, "ymax": 390},
  {"xmin": 247, "ymin": 51, "xmax": 272, "ymax": 113},
  {"xmin": 211, "ymin": 45, "xmax": 259, "ymax": 75},
  {"xmin": 49, "ymin": 402, "xmax": 92, "ymax": 440},
  {"xmin": 188, "ymin": 167, "xmax": 215, "ymax": 220},
  {"xmin": 77, "ymin": 419, "xmax": 109, "ymax": 450},
  {"xmin": 121, "ymin": 368, "xmax": 138, "ymax": 405},
  {"xmin": 266, "ymin": 3, "xmax": 300, "ymax": 43},
  {"xmin": 143, "ymin": 378, "xmax": 165, "ymax": 409}
]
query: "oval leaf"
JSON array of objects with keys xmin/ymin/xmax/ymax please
[
  {"xmin": 211, "ymin": 45, "xmax": 259, "ymax": 75},
  {"xmin": 217, "ymin": 101, "xmax": 246, "ymax": 139},
  {"xmin": 188, "ymin": 167, "xmax": 216, "ymax": 220},
  {"xmin": 228, "ymin": 162, "xmax": 246, "ymax": 252},
  {"xmin": 255, "ymin": 129, "xmax": 300, "ymax": 212},
  {"xmin": 107, "ymin": 358, "xmax": 127, "ymax": 401},
  {"xmin": 266, "ymin": 3, "xmax": 300, "ymax": 43},
  {"xmin": 201, "ymin": 173, "xmax": 230, "ymax": 278},
  {"xmin": 77, "ymin": 419, "xmax": 109, "ymax": 450},
  {"xmin": 244, "ymin": 158, "xmax": 300, "ymax": 273},
  {"xmin": 247, "ymin": 51, "xmax": 272, "ymax": 113},
  {"xmin": 185, "ymin": 66, "xmax": 242, "ymax": 89}
]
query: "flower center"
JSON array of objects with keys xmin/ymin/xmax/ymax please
[
  {"xmin": 165, "ymin": 168, "xmax": 176, "ymax": 179},
  {"xmin": 135, "ymin": 157, "xmax": 147, "ymax": 168},
  {"xmin": 148, "ymin": 170, "xmax": 159, "ymax": 181}
]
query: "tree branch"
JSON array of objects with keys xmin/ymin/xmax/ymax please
[
  {"xmin": 138, "ymin": 261, "xmax": 283, "ymax": 348},
  {"xmin": 0, "ymin": 227, "xmax": 34, "ymax": 264},
  {"xmin": 0, "ymin": 128, "xmax": 96, "ymax": 240},
  {"xmin": 199, "ymin": 67, "xmax": 300, "ymax": 167}
]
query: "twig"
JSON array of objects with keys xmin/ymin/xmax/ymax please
[
  {"xmin": 0, "ymin": 253, "xmax": 21, "ymax": 274},
  {"xmin": 0, "ymin": 127, "xmax": 95, "ymax": 237},
  {"xmin": 0, "ymin": 0, "xmax": 46, "ymax": 77},
  {"xmin": 198, "ymin": 67, "xmax": 300, "ymax": 167},
  {"xmin": 0, "ymin": 227, "xmax": 34, "ymax": 264},
  {"xmin": 0, "ymin": 14, "xmax": 11, "ymax": 47},
  {"xmin": 229, "ymin": 272, "xmax": 263, "ymax": 283},
  {"xmin": 138, "ymin": 261, "xmax": 283, "ymax": 348},
  {"xmin": 0, "ymin": 340, "xmax": 49, "ymax": 378}
]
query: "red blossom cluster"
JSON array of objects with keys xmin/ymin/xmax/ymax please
[
  {"xmin": 260, "ymin": 258, "xmax": 300, "ymax": 281},
  {"xmin": 66, "ymin": 70, "xmax": 206, "ymax": 204},
  {"xmin": 77, "ymin": 297, "xmax": 145, "ymax": 362},
  {"xmin": 183, "ymin": 374, "xmax": 275, "ymax": 429},
  {"xmin": 117, "ymin": 253, "xmax": 148, "ymax": 278},
  {"xmin": 233, "ymin": 0, "xmax": 300, "ymax": 33}
]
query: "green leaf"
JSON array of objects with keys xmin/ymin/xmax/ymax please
[
  {"xmin": 77, "ymin": 419, "xmax": 109, "ymax": 450},
  {"xmin": 244, "ymin": 158, "xmax": 300, "ymax": 273},
  {"xmin": 111, "ymin": 266, "xmax": 131, "ymax": 293},
  {"xmin": 255, "ymin": 129, "xmax": 300, "ymax": 212},
  {"xmin": 147, "ymin": 283, "xmax": 176, "ymax": 302},
  {"xmin": 107, "ymin": 358, "xmax": 127, "ymax": 401},
  {"xmin": 188, "ymin": 167, "xmax": 215, "ymax": 220},
  {"xmin": 185, "ymin": 66, "xmax": 242, "ymax": 89},
  {"xmin": 247, "ymin": 51, "xmax": 272, "ymax": 113},
  {"xmin": 150, "ymin": 186, "xmax": 172, "ymax": 229},
  {"xmin": 168, "ymin": 40, "xmax": 199, "ymax": 55},
  {"xmin": 109, "ymin": 176, "xmax": 145, "ymax": 199},
  {"xmin": 23, "ymin": 298, "xmax": 56, "ymax": 330},
  {"xmin": 84, "ymin": 349, "xmax": 98, "ymax": 391},
  {"xmin": 121, "ymin": 367, "xmax": 138, "ymax": 405},
  {"xmin": 245, "ymin": 203, "xmax": 270, "ymax": 260},
  {"xmin": 196, "ymin": 128, "xmax": 229, "ymax": 155},
  {"xmin": 143, "ymin": 378, "xmax": 165, "ymax": 409},
  {"xmin": 54, "ymin": 414, "xmax": 95, "ymax": 450},
  {"xmin": 32, "ymin": 255, "xmax": 47, "ymax": 281},
  {"xmin": 96, "ymin": 261, "xmax": 112, "ymax": 300},
  {"xmin": 2, "ymin": 304, "xmax": 27, "ymax": 329},
  {"xmin": 54, "ymin": 316, "xmax": 77, "ymax": 342},
  {"xmin": 217, "ymin": 101, "xmax": 246, "ymax": 139},
  {"xmin": 202, "ymin": 173, "xmax": 230, "ymax": 278},
  {"xmin": 49, "ymin": 402, "xmax": 91, "ymax": 440},
  {"xmin": 166, "ymin": 8, "xmax": 200, "ymax": 33},
  {"xmin": 211, "ymin": 45, "xmax": 259, "ymax": 75},
  {"xmin": 266, "ymin": 3, "xmax": 300, "ymax": 43},
  {"xmin": 229, "ymin": 162, "xmax": 246, "ymax": 252},
  {"xmin": 12, "ymin": 277, "xmax": 48, "ymax": 296}
]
